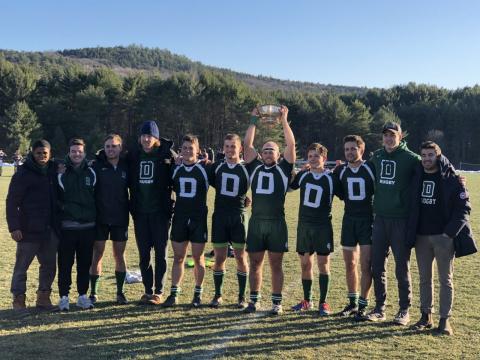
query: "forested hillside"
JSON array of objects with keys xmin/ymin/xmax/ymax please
[{"xmin": 0, "ymin": 46, "xmax": 479, "ymax": 165}]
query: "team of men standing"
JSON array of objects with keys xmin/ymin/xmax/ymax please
[{"xmin": 6, "ymin": 106, "xmax": 474, "ymax": 336}]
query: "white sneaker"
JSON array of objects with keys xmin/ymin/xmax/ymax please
[
  {"xmin": 77, "ymin": 294, "xmax": 94, "ymax": 310},
  {"xmin": 58, "ymin": 296, "xmax": 70, "ymax": 311},
  {"xmin": 270, "ymin": 304, "xmax": 283, "ymax": 315}
]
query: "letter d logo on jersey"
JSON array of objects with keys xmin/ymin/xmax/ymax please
[
  {"xmin": 140, "ymin": 161, "xmax": 154, "ymax": 180},
  {"xmin": 380, "ymin": 160, "xmax": 396, "ymax": 180},
  {"xmin": 422, "ymin": 181, "xmax": 435, "ymax": 198}
]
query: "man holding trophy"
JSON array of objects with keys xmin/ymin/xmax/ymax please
[{"xmin": 242, "ymin": 105, "xmax": 296, "ymax": 315}]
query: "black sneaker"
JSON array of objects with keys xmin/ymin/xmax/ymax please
[
  {"xmin": 191, "ymin": 295, "xmax": 202, "ymax": 308},
  {"xmin": 366, "ymin": 307, "xmax": 386, "ymax": 322},
  {"xmin": 89, "ymin": 294, "xmax": 98, "ymax": 304},
  {"xmin": 237, "ymin": 297, "xmax": 248, "ymax": 309},
  {"xmin": 354, "ymin": 307, "xmax": 368, "ymax": 322},
  {"xmin": 209, "ymin": 295, "xmax": 223, "ymax": 308},
  {"xmin": 243, "ymin": 302, "xmax": 259, "ymax": 313},
  {"xmin": 337, "ymin": 303, "xmax": 358, "ymax": 317},
  {"xmin": 162, "ymin": 295, "xmax": 178, "ymax": 308},
  {"xmin": 393, "ymin": 308, "xmax": 410, "ymax": 326},
  {"xmin": 116, "ymin": 293, "xmax": 128, "ymax": 305}
]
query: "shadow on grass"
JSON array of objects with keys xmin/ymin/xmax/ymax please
[{"xmin": 0, "ymin": 303, "xmax": 426, "ymax": 359}]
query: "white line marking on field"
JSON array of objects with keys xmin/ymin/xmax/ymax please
[{"xmin": 196, "ymin": 276, "xmax": 299, "ymax": 359}]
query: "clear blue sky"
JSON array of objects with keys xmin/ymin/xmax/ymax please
[{"xmin": 2, "ymin": 0, "xmax": 479, "ymax": 89}]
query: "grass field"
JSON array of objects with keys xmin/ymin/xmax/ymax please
[{"xmin": 0, "ymin": 165, "xmax": 479, "ymax": 359}]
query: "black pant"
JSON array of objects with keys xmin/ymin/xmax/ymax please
[
  {"xmin": 58, "ymin": 228, "xmax": 95, "ymax": 297},
  {"xmin": 134, "ymin": 213, "xmax": 170, "ymax": 295},
  {"xmin": 371, "ymin": 216, "xmax": 412, "ymax": 311}
]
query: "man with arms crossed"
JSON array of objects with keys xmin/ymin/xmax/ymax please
[
  {"xmin": 209, "ymin": 134, "xmax": 250, "ymax": 309},
  {"xmin": 334, "ymin": 135, "xmax": 374, "ymax": 320},
  {"xmin": 89, "ymin": 134, "xmax": 130, "ymax": 305},
  {"xmin": 242, "ymin": 105, "xmax": 296, "ymax": 315}
]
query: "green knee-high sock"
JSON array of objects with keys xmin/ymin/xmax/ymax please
[
  {"xmin": 358, "ymin": 297, "xmax": 369, "ymax": 310},
  {"xmin": 115, "ymin": 271, "xmax": 126, "ymax": 295},
  {"xmin": 319, "ymin": 274, "xmax": 330, "ymax": 304},
  {"xmin": 348, "ymin": 292, "xmax": 359, "ymax": 306},
  {"xmin": 90, "ymin": 274, "xmax": 100, "ymax": 295},
  {"xmin": 213, "ymin": 270, "xmax": 225, "ymax": 297},
  {"xmin": 237, "ymin": 271, "xmax": 248, "ymax": 299},
  {"xmin": 302, "ymin": 279, "xmax": 313, "ymax": 301}
]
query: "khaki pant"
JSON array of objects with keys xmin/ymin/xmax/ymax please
[
  {"xmin": 11, "ymin": 231, "xmax": 59, "ymax": 296},
  {"xmin": 415, "ymin": 234, "xmax": 454, "ymax": 318}
]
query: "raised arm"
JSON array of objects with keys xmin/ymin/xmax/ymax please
[
  {"xmin": 243, "ymin": 107, "xmax": 259, "ymax": 163},
  {"xmin": 280, "ymin": 105, "xmax": 296, "ymax": 164}
]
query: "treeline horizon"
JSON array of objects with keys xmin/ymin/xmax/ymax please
[{"xmin": 1, "ymin": 46, "xmax": 479, "ymax": 166}]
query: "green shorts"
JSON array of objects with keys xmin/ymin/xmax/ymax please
[
  {"xmin": 296, "ymin": 221, "xmax": 333, "ymax": 255},
  {"xmin": 170, "ymin": 215, "xmax": 208, "ymax": 243},
  {"xmin": 246, "ymin": 217, "xmax": 288, "ymax": 253},
  {"xmin": 211, "ymin": 212, "xmax": 248, "ymax": 249},
  {"xmin": 341, "ymin": 215, "xmax": 373, "ymax": 248}
]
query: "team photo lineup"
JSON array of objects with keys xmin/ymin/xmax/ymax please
[{"xmin": 5, "ymin": 104, "xmax": 476, "ymax": 339}]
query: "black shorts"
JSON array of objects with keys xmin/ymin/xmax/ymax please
[{"xmin": 96, "ymin": 224, "xmax": 128, "ymax": 242}]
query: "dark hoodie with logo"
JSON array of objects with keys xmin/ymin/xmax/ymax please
[
  {"xmin": 127, "ymin": 137, "xmax": 175, "ymax": 217},
  {"xmin": 369, "ymin": 141, "xmax": 420, "ymax": 218},
  {"xmin": 92, "ymin": 150, "xmax": 129, "ymax": 227},
  {"xmin": 406, "ymin": 155, "xmax": 474, "ymax": 251},
  {"xmin": 6, "ymin": 154, "xmax": 59, "ymax": 242},
  {"xmin": 57, "ymin": 157, "xmax": 96, "ymax": 224}
]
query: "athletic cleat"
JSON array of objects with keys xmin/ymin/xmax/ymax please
[
  {"xmin": 209, "ymin": 295, "xmax": 223, "ymax": 308},
  {"xmin": 393, "ymin": 308, "xmax": 410, "ymax": 326},
  {"xmin": 354, "ymin": 308, "xmax": 368, "ymax": 322},
  {"xmin": 139, "ymin": 293, "xmax": 152, "ymax": 304},
  {"xmin": 270, "ymin": 304, "xmax": 283, "ymax": 315},
  {"xmin": 89, "ymin": 294, "xmax": 98, "ymax": 304},
  {"xmin": 366, "ymin": 308, "xmax": 386, "ymax": 322},
  {"xmin": 116, "ymin": 293, "xmax": 128, "ymax": 305},
  {"xmin": 243, "ymin": 302, "xmax": 259, "ymax": 313},
  {"xmin": 291, "ymin": 300, "xmax": 313, "ymax": 312},
  {"xmin": 148, "ymin": 294, "xmax": 162, "ymax": 305},
  {"xmin": 77, "ymin": 294, "xmax": 94, "ymax": 310},
  {"xmin": 237, "ymin": 297, "xmax": 248, "ymax": 309},
  {"xmin": 318, "ymin": 302, "xmax": 332, "ymax": 316},
  {"xmin": 58, "ymin": 296, "xmax": 70, "ymax": 311},
  {"xmin": 337, "ymin": 303, "xmax": 358, "ymax": 317},
  {"xmin": 191, "ymin": 295, "xmax": 202, "ymax": 308},
  {"xmin": 162, "ymin": 295, "xmax": 178, "ymax": 308}
]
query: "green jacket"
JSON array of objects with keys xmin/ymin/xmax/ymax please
[
  {"xmin": 57, "ymin": 158, "xmax": 96, "ymax": 223},
  {"xmin": 369, "ymin": 141, "xmax": 420, "ymax": 218}
]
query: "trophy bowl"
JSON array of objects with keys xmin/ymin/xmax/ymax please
[{"xmin": 257, "ymin": 104, "xmax": 281, "ymax": 124}]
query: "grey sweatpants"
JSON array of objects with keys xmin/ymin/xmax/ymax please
[
  {"xmin": 11, "ymin": 231, "xmax": 59, "ymax": 296},
  {"xmin": 415, "ymin": 234, "xmax": 454, "ymax": 318},
  {"xmin": 371, "ymin": 215, "xmax": 412, "ymax": 311}
]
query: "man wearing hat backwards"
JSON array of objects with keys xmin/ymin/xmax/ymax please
[
  {"xmin": 127, "ymin": 120, "xmax": 176, "ymax": 305},
  {"xmin": 6, "ymin": 140, "xmax": 59, "ymax": 310}
]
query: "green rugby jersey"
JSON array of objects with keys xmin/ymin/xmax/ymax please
[
  {"xmin": 290, "ymin": 169, "xmax": 338, "ymax": 223},
  {"xmin": 246, "ymin": 158, "xmax": 293, "ymax": 219},
  {"xmin": 210, "ymin": 161, "xmax": 250, "ymax": 214},
  {"xmin": 172, "ymin": 161, "xmax": 211, "ymax": 216},
  {"xmin": 334, "ymin": 162, "xmax": 375, "ymax": 218}
]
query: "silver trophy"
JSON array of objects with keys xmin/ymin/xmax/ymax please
[{"xmin": 256, "ymin": 104, "xmax": 282, "ymax": 125}]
